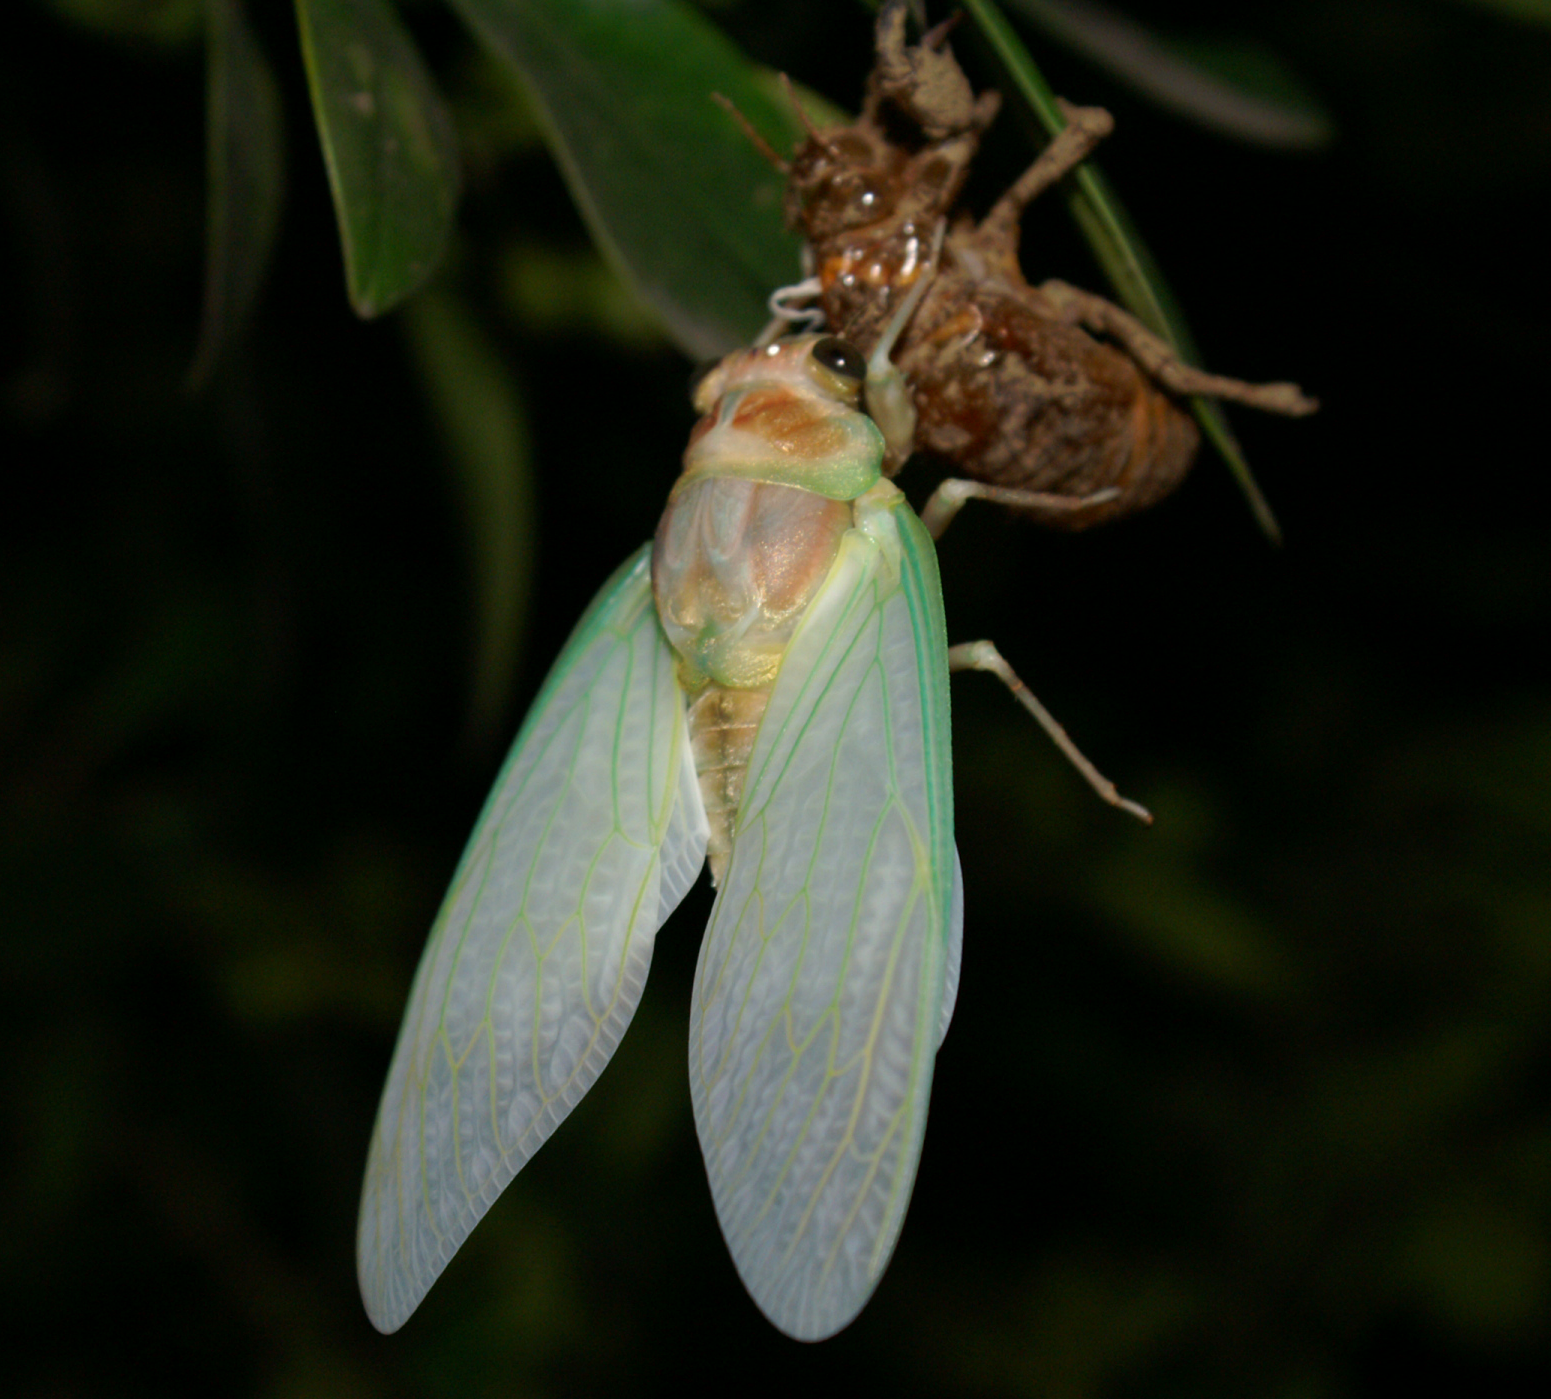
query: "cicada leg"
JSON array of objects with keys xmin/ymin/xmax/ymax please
[
  {"xmin": 947, "ymin": 640, "xmax": 1153, "ymax": 824},
  {"xmin": 1037, "ymin": 280, "xmax": 1319, "ymax": 416},
  {"xmin": 918, "ymin": 480, "xmax": 1123, "ymax": 540},
  {"xmin": 977, "ymin": 102, "xmax": 1114, "ymax": 249},
  {"xmin": 864, "ymin": 220, "xmax": 946, "ymax": 469}
]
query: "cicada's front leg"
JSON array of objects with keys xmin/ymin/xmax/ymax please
[{"xmin": 860, "ymin": 220, "xmax": 942, "ymax": 471}]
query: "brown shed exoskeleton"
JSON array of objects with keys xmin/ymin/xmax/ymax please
[{"xmin": 748, "ymin": 1, "xmax": 1316, "ymax": 535}]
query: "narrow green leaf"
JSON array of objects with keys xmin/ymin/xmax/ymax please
[
  {"xmin": 1189, "ymin": 398, "xmax": 1280, "ymax": 543},
  {"xmin": 497, "ymin": 242, "xmax": 663, "ymax": 347},
  {"xmin": 401, "ymin": 289, "xmax": 536, "ymax": 749},
  {"xmin": 295, "ymin": 0, "xmax": 461, "ymax": 318},
  {"xmin": 961, "ymin": 0, "xmax": 1281, "ymax": 540},
  {"xmin": 189, "ymin": 0, "xmax": 283, "ymax": 386},
  {"xmin": 1005, "ymin": 0, "xmax": 1333, "ymax": 149},
  {"xmin": 1447, "ymin": 0, "xmax": 1551, "ymax": 28},
  {"xmin": 1095, "ymin": 853, "xmax": 1297, "ymax": 1001},
  {"xmin": 40, "ymin": 0, "xmax": 201, "ymax": 45},
  {"xmin": 447, "ymin": 0, "xmax": 805, "ymax": 360}
]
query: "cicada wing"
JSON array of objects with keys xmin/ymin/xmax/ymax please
[
  {"xmin": 690, "ymin": 505, "xmax": 954, "ymax": 1341},
  {"xmin": 939, "ymin": 846, "xmax": 964, "ymax": 1048},
  {"xmin": 359, "ymin": 546, "xmax": 708, "ymax": 1333}
]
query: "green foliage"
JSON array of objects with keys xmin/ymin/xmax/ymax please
[
  {"xmin": 1005, "ymin": 0, "xmax": 1334, "ymax": 149},
  {"xmin": 401, "ymin": 289, "xmax": 536, "ymax": 749},
  {"xmin": 1450, "ymin": 0, "xmax": 1551, "ymax": 28},
  {"xmin": 38, "ymin": 0, "xmax": 201, "ymax": 44},
  {"xmin": 446, "ymin": 0, "xmax": 805, "ymax": 358},
  {"xmin": 294, "ymin": 0, "xmax": 461, "ymax": 317},
  {"xmin": 190, "ymin": 0, "xmax": 283, "ymax": 384}
]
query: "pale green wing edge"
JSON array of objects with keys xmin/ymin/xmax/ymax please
[
  {"xmin": 688, "ymin": 498, "xmax": 954, "ymax": 1341},
  {"xmin": 940, "ymin": 847, "xmax": 964, "ymax": 1047},
  {"xmin": 358, "ymin": 545, "xmax": 709, "ymax": 1333}
]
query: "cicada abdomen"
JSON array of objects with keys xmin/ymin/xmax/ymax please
[{"xmin": 651, "ymin": 339, "xmax": 873, "ymax": 881}]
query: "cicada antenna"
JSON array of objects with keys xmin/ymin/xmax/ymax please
[
  {"xmin": 778, "ymin": 72, "xmax": 840, "ymax": 156},
  {"xmin": 711, "ymin": 92, "xmax": 790, "ymax": 174},
  {"xmin": 920, "ymin": 9, "xmax": 964, "ymax": 50}
]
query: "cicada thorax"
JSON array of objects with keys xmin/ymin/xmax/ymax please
[
  {"xmin": 783, "ymin": 74, "xmax": 990, "ymax": 361},
  {"xmin": 652, "ymin": 338, "xmax": 882, "ymax": 883},
  {"xmin": 653, "ymin": 477, "xmax": 851, "ymax": 881}
]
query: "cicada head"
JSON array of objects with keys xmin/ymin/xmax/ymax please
[
  {"xmin": 783, "ymin": 127, "xmax": 907, "ymax": 245},
  {"xmin": 681, "ymin": 335, "xmax": 883, "ymax": 504},
  {"xmin": 688, "ymin": 334, "xmax": 867, "ymax": 416}
]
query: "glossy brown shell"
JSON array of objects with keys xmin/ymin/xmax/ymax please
[
  {"xmin": 893, "ymin": 227, "xmax": 1201, "ymax": 527},
  {"xmin": 782, "ymin": 5, "xmax": 1198, "ymax": 529}
]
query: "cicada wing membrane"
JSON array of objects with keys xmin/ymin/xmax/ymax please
[
  {"xmin": 358, "ymin": 545, "xmax": 708, "ymax": 1333},
  {"xmin": 939, "ymin": 846, "xmax": 964, "ymax": 1047},
  {"xmin": 689, "ymin": 500, "xmax": 956, "ymax": 1341}
]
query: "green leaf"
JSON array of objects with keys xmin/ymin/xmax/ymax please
[
  {"xmin": 1005, "ymin": 0, "xmax": 1333, "ymax": 149},
  {"xmin": 295, "ymin": 0, "xmax": 461, "ymax": 317},
  {"xmin": 961, "ymin": 0, "xmax": 1282, "ymax": 540},
  {"xmin": 189, "ymin": 0, "xmax": 284, "ymax": 386},
  {"xmin": 447, "ymin": 0, "xmax": 804, "ymax": 360},
  {"xmin": 401, "ymin": 288, "xmax": 536, "ymax": 749}
]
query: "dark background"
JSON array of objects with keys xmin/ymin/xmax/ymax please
[{"xmin": 4, "ymin": 1, "xmax": 1549, "ymax": 1395}]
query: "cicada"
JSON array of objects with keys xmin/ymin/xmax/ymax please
[
  {"xmin": 357, "ymin": 299, "xmax": 967, "ymax": 1340},
  {"xmin": 753, "ymin": 1, "xmax": 1316, "ymax": 532}
]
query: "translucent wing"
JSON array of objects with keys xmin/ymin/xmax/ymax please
[
  {"xmin": 939, "ymin": 847, "xmax": 964, "ymax": 1047},
  {"xmin": 689, "ymin": 502, "xmax": 954, "ymax": 1340},
  {"xmin": 359, "ymin": 545, "xmax": 708, "ymax": 1333}
]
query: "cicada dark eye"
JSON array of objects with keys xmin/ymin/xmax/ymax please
[{"xmin": 811, "ymin": 337, "xmax": 867, "ymax": 382}]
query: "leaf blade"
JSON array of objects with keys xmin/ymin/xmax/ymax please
[
  {"xmin": 1005, "ymin": 0, "xmax": 1333, "ymax": 149},
  {"xmin": 448, "ymin": 0, "xmax": 804, "ymax": 359},
  {"xmin": 189, "ymin": 0, "xmax": 284, "ymax": 385},
  {"xmin": 401, "ymin": 289, "xmax": 537, "ymax": 750},
  {"xmin": 295, "ymin": 0, "xmax": 461, "ymax": 317}
]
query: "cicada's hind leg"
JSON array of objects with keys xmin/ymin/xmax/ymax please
[
  {"xmin": 918, "ymin": 480, "xmax": 1124, "ymax": 540},
  {"xmin": 947, "ymin": 640, "xmax": 1152, "ymax": 824},
  {"xmin": 1036, "ymin": 280, "xmax": 1319, "ymax": 416}
]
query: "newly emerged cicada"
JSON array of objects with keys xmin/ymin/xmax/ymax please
[
  {"xmin": 752, "ymin": 2, "xmax": 1316, "ymax": 531},
  {"xmin": 358, "ymin": 298, "xmax": 966, "ymax": 1340}
]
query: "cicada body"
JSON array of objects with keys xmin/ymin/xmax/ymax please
[
  {"xmin": 779, "ymin": 2, "xmax": 1313, "ymax": 529},
  {"xmin": 357, "ymin": 334, "xmax": 960, "ymax": 1342}
]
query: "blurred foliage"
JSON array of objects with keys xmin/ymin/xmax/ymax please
[
  {"xmin": 3, "ymin": 1, "xmax": 1551, "ymax": 1396},
  {"xmin": 1006, "ymin": 0, "xmax": 1335, "ymax": 148},
  {"xmin": 190, "ymin": 0, "xmax": 283, "ymax": 384}
]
